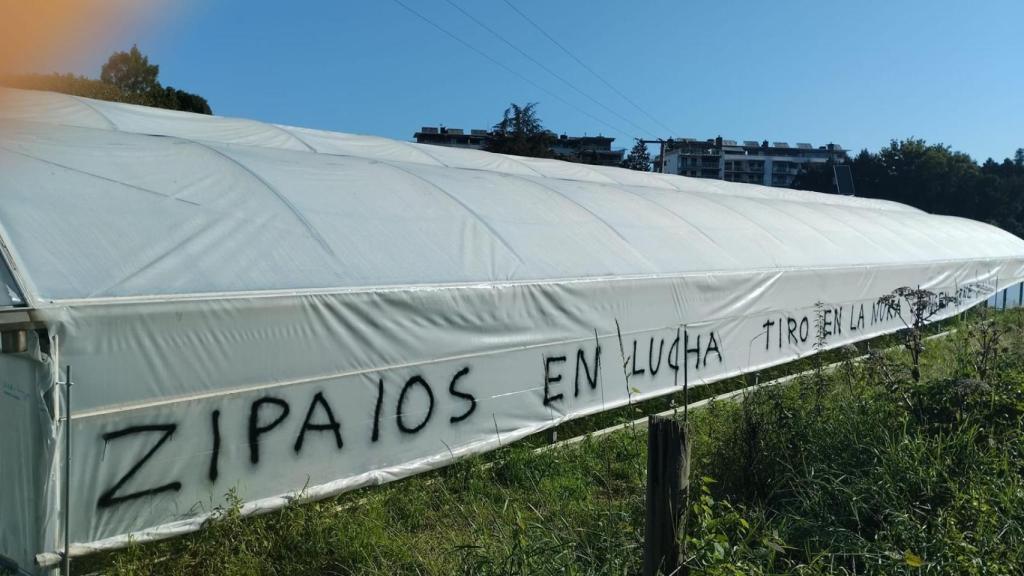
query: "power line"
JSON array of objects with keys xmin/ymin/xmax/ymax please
[
  {"xmin": 388, "ymin": 0, "xmax": 635, "ymax": 140},
  {"xmin": 443, "ymin": 0, "xmax": 655, "ymax": 139},
  {"xmin": 500, "ymin": 0, "xmax": 678, "ymax": 137}
]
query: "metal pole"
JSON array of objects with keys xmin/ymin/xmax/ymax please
[{"xmin": 63, "ymin": 365, "xmax": 71, "ymax": 576}]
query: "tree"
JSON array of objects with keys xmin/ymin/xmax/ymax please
[
  {"xmin": 100, "ymin": 44, "xmax": 160, "ymax": 98},
  {"xmin": 862, "ymin": 139, "xmax": 983, "ymax": 218},
  {"xmin": 621, "ymin": 139, "xmax": 652, "ymax": 171},
  {"xmin": 1, "ymin": 73, "xmax": 123, "ymax": 102},
  {"xmin": 484, "ymin": 102, "xmax": 554, "ymax": 158},
  {"xmin": 3, "ymin": 45, "xmax": 213, "ymax": 115},
  {"xmin": 790, "ymin": 161, "xmax": 835, "ymax": 194},
  {"xmin": 158, "ymin": 86, "xmax": 213, "ymax": 115},
  {"xmin": 790, "ymin": 138, "xmax": 1024, "ymax": 241}
]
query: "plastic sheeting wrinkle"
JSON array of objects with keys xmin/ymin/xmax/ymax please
[
  {"xmin": 389, "ymin": 139, "xmax": 549, "ymax": 180},
  {"xmin": 507, "ymin": 172, "xmax": 659, "ymax": 266},
  {"xmin": 259, "ymin": 123, "xmax": 316, "ymax": 152},
  {"xmin": 84, "ymin": 230, "xmax": 213, "ymax": 298},
  {"xmin": 507, "ymin": 155, "xmax": 613, "ymax": 184},
  {"xmin": 745, "ymin": 197, "xmax": 842, "ymax": 250},
  {"xmin": 0, "ymin": 144, "xmax": 201, "ymax": 207},
  {"xmin": 67, "ymin": 95, "xmax": 119, "ymax": 130},
  {"xmin": 388, "ymin": 140, "xmax": 453, "ymax": 167},
  {"xmin": 500, "ymin": 173, "xmax": 662, "ymax": 272},
  {"xmin": 683, "ymin": 191, "xmax": 791, "ymax": 249},
  {"xmin": 614, "ymin": 187, "xmax": 730, "ymax": 255},
  {"xmin": 807, "ymin": 205, "xmax": 901, "ymax": 259},
  {"xmin": 374, "ymin": 160, "xmax": 526, "ymax": 274},
  {"xmin": 182, "ymin": 139, "xmax": 337, "ymax": 257},
  {"xmin": 489, "ymin": 155, "xmax": 546, "ymax": 178}
]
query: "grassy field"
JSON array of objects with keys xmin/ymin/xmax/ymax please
[{"xmin": 82, "ymin": 309, "xmax": 1024, "ymax": 575}]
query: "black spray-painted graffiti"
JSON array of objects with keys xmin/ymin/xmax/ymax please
[
  {"xmin": 543, "ymin": 328, "xmax": 722, "ymax": 406},
  {"xmin": 97, "ymin": 366, "xmax": 478, "ymax": 509},
  {"xmin": 93, "ymin": 285, "xmax": 993, "ymax": 511},
  {"xmin": 96, "ymin": 328, "xmax": 725, "ymax": 510},
  {"xmin": 761, "ymin": 303, "xmax": 884, "ymax": 350},
  {"xmin": 97, "ymin": 424, "xmax": 181, "ymax": 508}
]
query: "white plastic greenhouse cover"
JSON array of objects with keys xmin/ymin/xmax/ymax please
[{"xmin": 1, "ymin": 87, "xmax": 1023, "ymax": 570}]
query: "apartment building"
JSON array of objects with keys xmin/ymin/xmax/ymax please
[
  {"xmin": 657, "ymin": 137, "xmax": 848, "ymax": 188},
  {"xmin": 413, "ymin": 127, "xmax": 625, "ymax": 166}
]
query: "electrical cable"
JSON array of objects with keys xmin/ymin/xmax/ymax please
[
  {"xmin": 389, "ymin": 0, "xmax": 635, "ymax": 140},
  {"xmin": 501, "ymin": 0, "xmax": 677, "ymax": 136},
  {"xmin": 444, "ymin": 0, "xmax": 655, "ymax": 139}
]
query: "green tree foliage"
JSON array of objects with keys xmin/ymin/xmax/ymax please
[
  {"xmin": 2, "ymin": 45, "xmax": 211, "ymax": 115},
  {"xmin": 156, "ymin": 85, "xmax": 213, "ymax": 115},
  {"xmin": 100, "ymin": 45, "xmax": 160, "ymax": 98},
  {"xmin": 484, "ymin": 102, "xmax": 554, "ymax": 158},
  {"xmin": 792, "ymin": 138, "xmax": 1024, "ymax": 239},
  {"xmin": 790, "ymin": 159, "xmax": 839, "ymax": 193},
  {"xmin": 620, "ymin": 138, "xmax": 651, "ymax": 171},
  {"xmin": 2, "ymin": 73, "xmax": 123, "ymax": 102}
]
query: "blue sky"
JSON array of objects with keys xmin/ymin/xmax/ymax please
[{"xmin": 60, "ymin": 0, "xmax": 1024, "ymax": 161}]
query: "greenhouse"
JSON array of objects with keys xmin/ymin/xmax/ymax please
[{"xmin": 1, "ymin": 87, "xmax": 1022, "ymax": 570}]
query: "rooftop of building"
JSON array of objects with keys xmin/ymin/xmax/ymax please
[
  {"xmin": 414, "ymin": 126, "xmax": 616, "ymax": 143},
  {"xmin": 414, "ymin": 126, "xmax": 490, "ymax": 137},
  {"xmin": 668, "ymin": 136, "xmax": 845, "ymax": 154}
]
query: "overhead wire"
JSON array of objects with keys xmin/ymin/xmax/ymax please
[
  {"xmin": 442, "ymin": 0, "xmax": 656, "ymax": 139},
  {"xmin": 500, "ymin": 0, "xmax": 678, "ymax": 137},
  {"xmin": 388, "ymin": 0, "xmax": 636, "ymax": 141}
]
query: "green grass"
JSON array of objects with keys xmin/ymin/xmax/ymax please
[{"xmin": 80, "ymin": 309, "xmax": 1024, "ymax": 575}]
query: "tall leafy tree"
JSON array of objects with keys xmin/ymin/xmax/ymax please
[
  {"xmin": 100, "ymin": 44, "xmax": 160, "ymax": 98},
  {"xmin": 620, "ymin": 139, "xmax": 651, "ymax": 171},
  {"xmin": 484, "ymin": 102, "xmax": 554, "ymax": 158}
]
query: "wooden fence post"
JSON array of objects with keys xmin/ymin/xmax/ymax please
[{"xmin": 643, "ymin": 415, "xmax": 689, "ymax": 576}]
